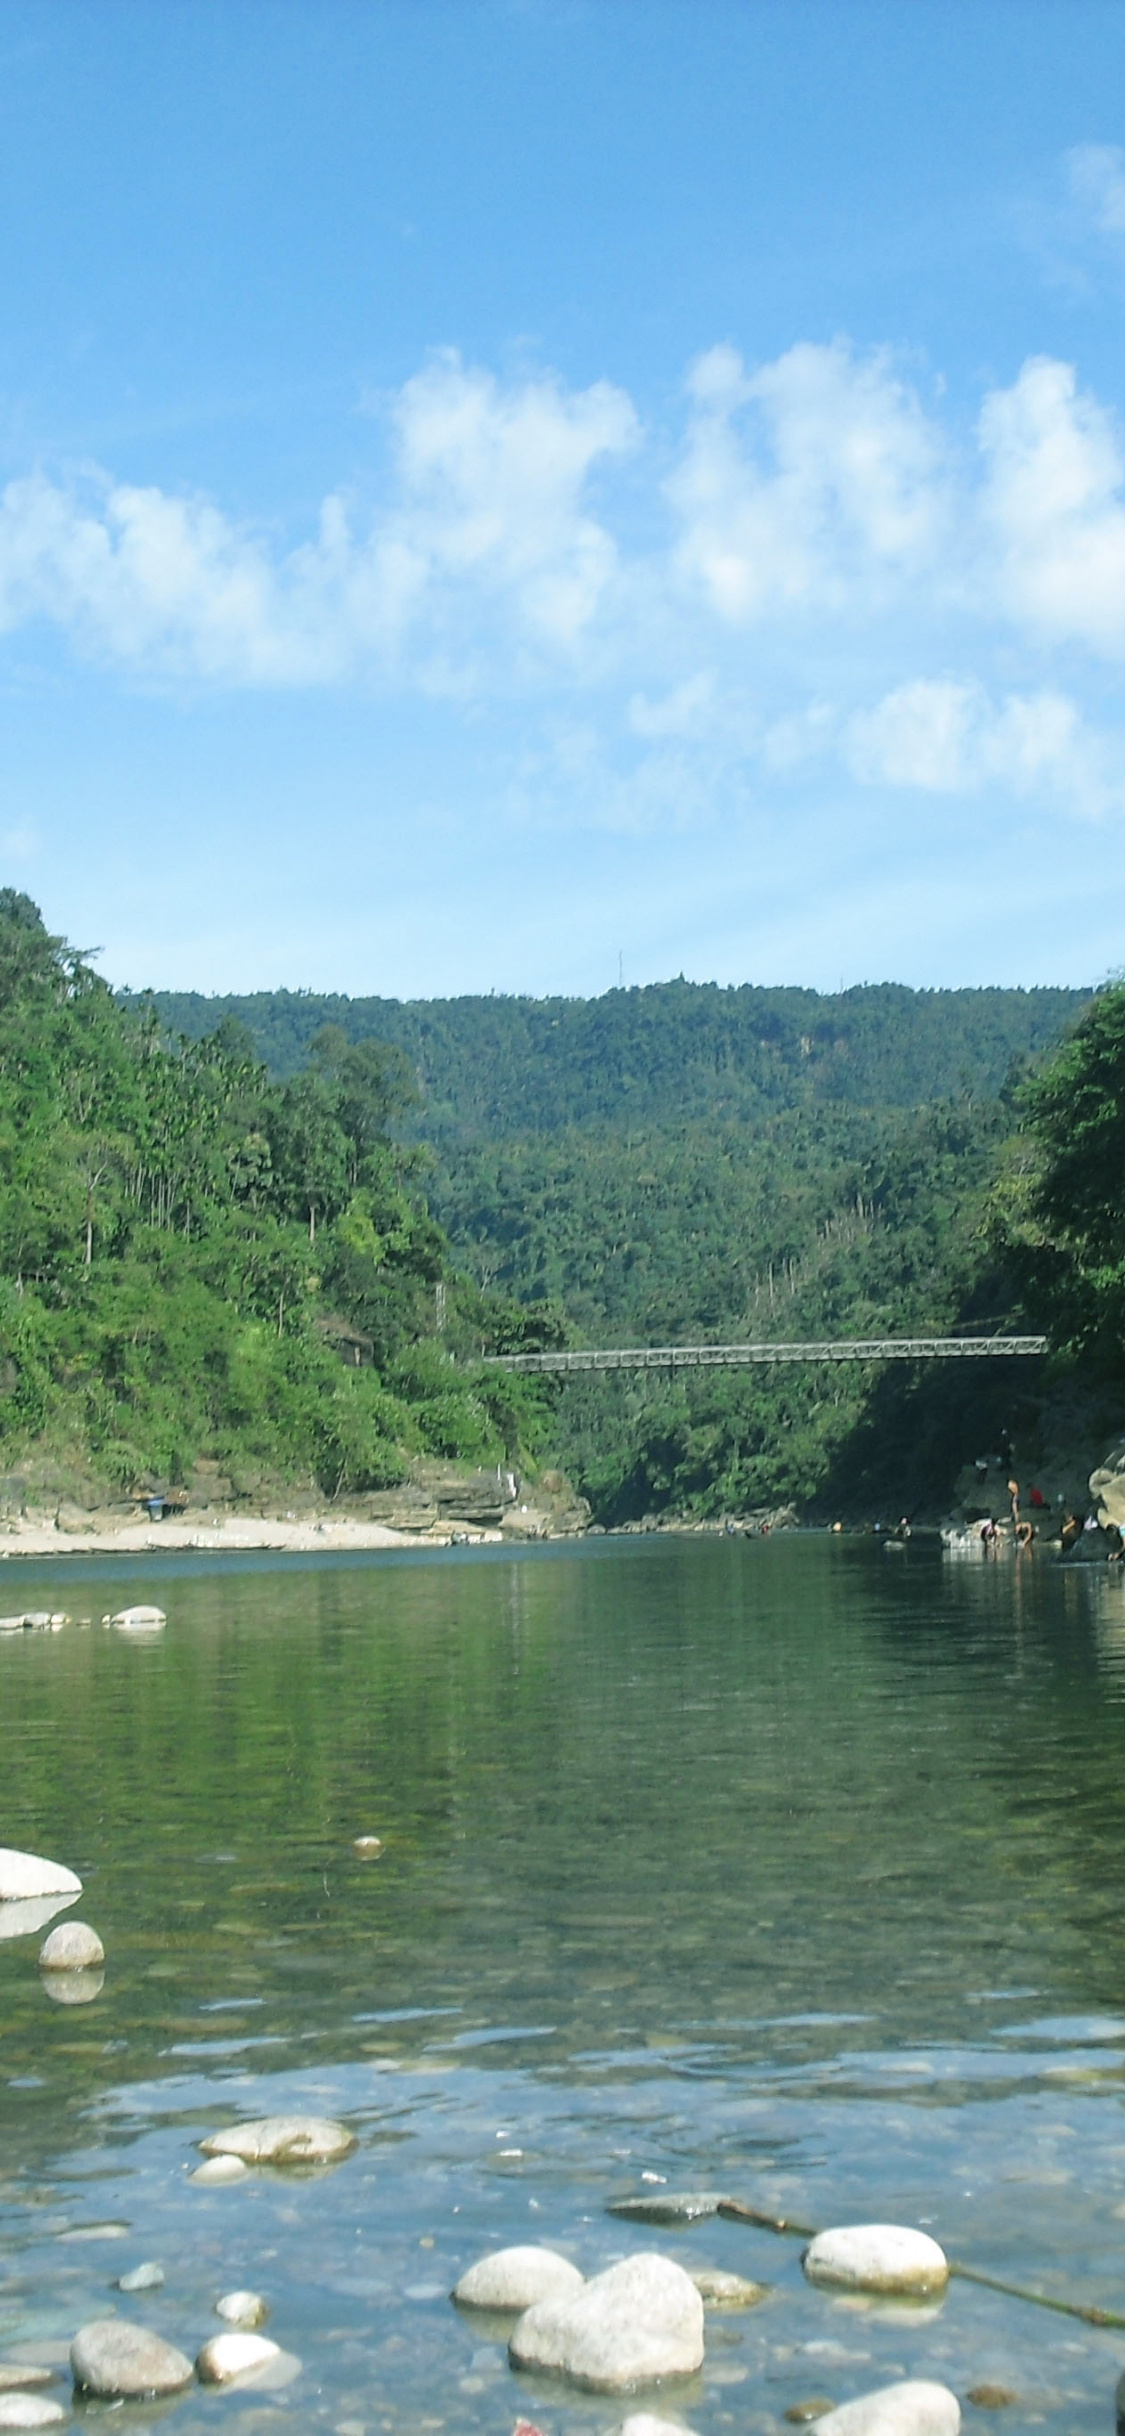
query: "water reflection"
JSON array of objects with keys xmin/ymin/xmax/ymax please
[{"xmin": 2, "ymin": 1536, "xmax": 1125, "ymax": 2432}]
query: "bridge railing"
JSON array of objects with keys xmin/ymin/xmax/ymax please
[{"xmin": 484, "ymin": 1335, "xmax": 1047, "ymax": 1375}]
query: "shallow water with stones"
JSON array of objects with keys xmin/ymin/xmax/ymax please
[{"xmin": 4, "ymin": 1532, "xmax": 1125, "ymax": 2433}]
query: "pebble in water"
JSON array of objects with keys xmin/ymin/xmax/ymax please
[
  {"xmin": 216, "ymin": 2292, "xmax": 268, "ymax": 2327},
  {"xmin": 199, "ymin": 2114, "xmax": 355, "ymax": 2166},
  {"xmin": 509, "ymin": 2253, "xmax": 705, "ymax": 2391},
  {"xmin": 38, "ymin": 1921, "xmax": 104, "ymax": 1971},
  {"xmin": 352, "ymin": 1836, "xmax": 383, "ymax": 1858},
  {"xmin": 0, "ymin": 1851, "xmax": 81, "ymax": 1902},
  {"xmin": 811, "ymin": 2384, "xmax": 961, "ymax": 2436},
  {"xmin": 116, "ymin": 2264, "xmax": 164, "ymax": 2294},
  {"xmin": 0, "ymin": 2398, "xmax": 66, "ymax": 2430},
  {"xmin": 70, "ymin": 2321, "xmax": 194, "ymax": 2399},
  {"xmin": 786, "ymin": 2405, "xmax": 836, "ymax": 2425},
  {"xmin": 620, "ymin": 2419, "xmax": 699, "ymax": 2436},
  {"xmin": 190, "ymin": 2155, "xmax": 249, "ymax": 2186},
  {"xmin": 104, "ymin": 1606, "xmax": 166, "ymax": 1631},
  {"xmin": 196, "ymin": 2334, "xmax": 282, "ymax": 2386},
  {"xmin": 965, "ymin": 2390, "xmax": 1017, "ymax": 2411},
  {"xmin": 0, "ymin": 2373, "xmax": 53, "ymax": 2395},
  {"xmin": 803, "ymin": 2227, "xmax": 950, "ymax": 2299},
  {"xmin": 453, "ymin": 2248, "xmax": 584, "ymax": 2311},
  {"xmin": 607, "ymin": 2192, "xmax": 728, "ymax": 2225},
  {"xmin": 690, "ymin": 2269, "xmax": 767, "ymax": 2308}
]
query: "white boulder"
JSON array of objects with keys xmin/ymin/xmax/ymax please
[
  {"xmin": 803, "ymin": 2226, "xmax": 949, "ymax": 2297},
  {"xmin": 509, "ymin": 2252, "xmax": 704, "ymax": 2391},
  {"xmin": 39, "ymin": 1921, "xmax": 104, "ymax": 1971},
  {"xmin": 454, "ymin": 2247, "xmax": 584, "ymax": 2310},
  {"xmin": 196, "ymin": 2334, "xmax": 280, "ymax": 2386},
  {"xmin": 199, "ymin": 2114, "xmax": 354, "ymax": 2165},
  {"xmin": 105, "ymin": 1605, "xmax": 166, "ymax": 1631},
  {"xmin": 0, "ymin": 2399, "xmax": 66, "ymax": 2429},
  {"xmin": 0, "ymin": 1850, "xmax": 81, "ymax": 1902},
  {"xmin": 811, "ymin": 2382, "xmax": 960, "ymax": 2436},
  {"xmin": 70, "ymin": 2321, "xmax": 193, "ymax": 2399}
]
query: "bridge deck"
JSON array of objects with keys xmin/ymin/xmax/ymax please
[{"xmin": 486, "ymin": 1336, "xmax": 1047, "ymax": 1374}]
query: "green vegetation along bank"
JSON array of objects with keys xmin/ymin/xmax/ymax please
[{"xmin": 2, "ymin": 897, "xmax": 1118, "ymax": 1527}]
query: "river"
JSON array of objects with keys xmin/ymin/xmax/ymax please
[{"xmin": 3, "ymin": 1533, "xmax": 1125, "ymax": 2433}]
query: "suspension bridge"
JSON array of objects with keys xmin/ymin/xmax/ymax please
[{"xmin": 484, "ymin": 1334, "xmax": 1047, "ymax": 1375}]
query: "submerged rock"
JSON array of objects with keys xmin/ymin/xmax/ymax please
[
  {"xmin": 105, "ymin": 1606, "xmax": 166, "ymax": 1631},
  {"xmin": 39, "ymin": 1921, "xmax": 104, "ymax": 1971},
  {"xmin": 608, "ymin": 2193, "xmax": 727, "ymax": 2226},
  {"xmin": 509, "ymin": 2252, "xmax": 704, "ymax": 2391},
  {"xmin": 70, "ymin": 2321, "xmax": 193, "ymax": 2399},
  {"xmin": 0, "ymin": 2398, "xmax": 66, "ymax": 2429},
  {"xmin": 0, "ymin": 1850, "xmax": 81, "ymax": 1902},
  {"xmin": 785, "ymin": 2402, "xmax": 835, "ymax": 2424},
  {"xmin": 195, "ymin": 2334, "xmax": 281, "ymax": 2386},
  {"xmin": 803, "ymin": 2226, "xmax": 949, "ymax": 2298},
  {"xmin": 0, "ymin": 2374, "xmax": 53, "ymax": 2396},
  {"xmin": 690, "ymin": 2269, "xmax": 767, "ymax": 2307},
  {"xmin": 966, "ymin": 2390, "xmax": 1017, "ymax": 2411},
  {"xmin": 811, "ymin": 2383, "xmax": 960, "ymax": 2436},
  {"xmin": 199, "ymin": 2115, "xmax": 355, "ymax": 2165},
  {"xmin": 190, "ymin": 2154, "xmax": 249, "ymax": 2185},
  {"xmin": 215, "ymin": 2292, "xmax": 268, "ymax": 2327},
  {"xmin": 116, "ymin": 2264, "xmax": 164, "ymax": 2294},
  {"xmin": 352, "ymin": 1835, "xmax": 383, "ymax": 1858},
  {"xmin": 454, "ymin": 2248, "xmax": 584, "ymax": 2310}
]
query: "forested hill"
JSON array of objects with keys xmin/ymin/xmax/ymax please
[{"xmin": 135, "ymin": 981, "xmax": 1090, "ymax": 1141}]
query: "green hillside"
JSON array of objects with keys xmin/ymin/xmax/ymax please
[{"xmin": 138, "ymin": 980, "xmax": 1089, "ymax": 1137}]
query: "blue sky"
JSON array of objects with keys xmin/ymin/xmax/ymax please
[{"xmin": 3, "ymin": 0, "xmax": 1125, "ymax": 997}]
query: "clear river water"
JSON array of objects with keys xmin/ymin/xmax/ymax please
[{"xmin": 4, "ymin": 1533, "xmax": 1125, "ymax": 2436}]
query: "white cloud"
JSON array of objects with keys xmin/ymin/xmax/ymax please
[
  {"xmin": 668, "ymin": 338, "xmax": 945, "ymax": 619},
  {"xmin": 1067, "ymin": 142, "xmax": 1125, "ymax": 237},
  {"xmin": 846, "ymin": 676, "xmax": 1123, "ymax": 819},
  {"xmin": 977, "ymin": 355, "xmax": 1125, "ymax": 654},
  {"xmin": 0, "ymin": 353, "xmax": 638, "ymax": 686}
]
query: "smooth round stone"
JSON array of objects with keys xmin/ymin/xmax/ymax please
[
  {"xmin": 0, "ymin": 2398, "xmax": 66, "ymax": 2429},
  {"xmin": 39, "ymin": 1921, "xmax": 104, "ymax": 1971},
  {"xmin": 454, "ymin": 2247, "xmax": 584, "ymax": 2311},
  {"xmin": 803, "ymin": 2227, "xmax": 949, "ymax": 2298},
  {"xmin": 195, "ymin": 2334, "xmax": 281, "ymax": 2387},
  {"xmin": 199, "ymin": 2114, "xmax": 355, "ymax": 2165},
  {"xmin": 608, "ymin": 2192, "xmax": 727, "ymax": 2225},
  {"xmin": 116, "ymin": 2264, "xmax": 164, "ymax": 2294},
  {"xmin": 691, "ymin": 2269, "xmax": 768, "ymax": 2307},
  {"xmin": 0, "ymin": 1850, "xmax": 81, "ymax": 1902},
  {"xmin": 190, "ymin": 2155, "xmax": 249, "ymax": 2185},
  {"xmin": 215, "ymin": 2292, "xmax": 268, "ymax": 2327},
  {"xmin": 70, "ymin": 2321, "xmax": 194, "ymax": 2399},
  {"xmin": 105, "ymin": 1606, "xmax": 166, "ymax": 1631},
  {"xmin": 509, "ymin": 2253, "xmax": 705, "ymax": 2391},
  {"xmin": 352, "ymin": 1836, "xmax": 383, "ymax": 1858},
  {"xmin": 621, "ymin": 2418, "xmax": 698, "ymax": 2436},
  {"xmin": 0, "ymin": 2373, "xmax": 53, "ymax": 2395},
  {"xmin": 41, "ymin": 1968, "xmax": 103, "ymax": 2006},
  {"xmin": 811, "ymin": 2383, "xmax": 961, "ymax": 2436}
]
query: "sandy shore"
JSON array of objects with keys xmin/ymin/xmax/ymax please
[{"xmin": 0, "ymin": 1514, "xmax": 506, "ymax": 1559}]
